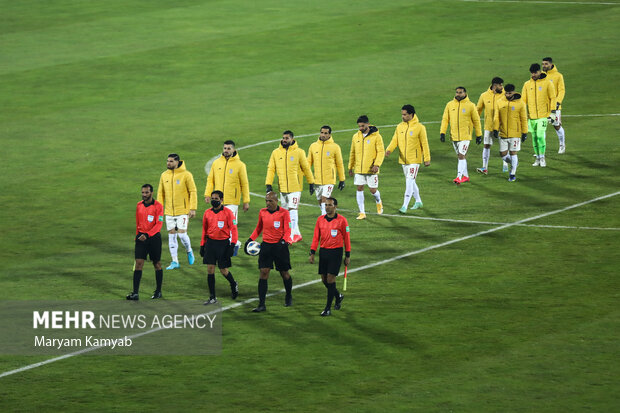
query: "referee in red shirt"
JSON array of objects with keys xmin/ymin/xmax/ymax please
[
  {"xmin": 127, "ymin": 184, "xmax": 164, "ymax": 300},
  {"xmin": 244, "ymin": 191, "xmax": 293, "ymax": 312},
  {"xmin": 309, "ymin": 197, "xmax": 351, "ymax": 316},
  {"xmin": 200, "ymin": 191, "xmax": 239, "ymax": 305}
]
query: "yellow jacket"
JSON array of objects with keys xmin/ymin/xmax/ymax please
[
  {"xmin": 348, "ymin": 126, "xmax": 385, "ymax": 174},
  {"xmin": 157, "ymin": 160, "xmax": 198, "ymax": 216},
  {"xmin": 522, "ymin": 73, "xmax": 557, "ymax": 119},
  {"xmin": 386, "ymin": 115, "xmax": 431, "ymax": 164},
  {"xmin": 493, "ymin": 94, "xmax": 528, "ymax": 138},
  {"xmin": 476, "ymin": 88, "xmax": 505, "ymax": 131},
  {"xmin": 266, "ymin": 141, "xmax": 314, "ymax": 193},
  {"xmin": 307, "ymin": 137, "xmax": 346, "ymax": 185},
  {"xmin": 440, "ymin": 97, "xmax": 482, "ymax": 141},
  {"xmin": 204, "ymin": 152, "xmax": 250, "ymax": 205},
  {"xmin": 544, "ymin": 65, "xmax": 565, "ymax": 110}
]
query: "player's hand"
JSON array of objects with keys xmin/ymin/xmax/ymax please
[
  {"xmin": 199, "ymin": 245, "xmax": 205, "ymax": 257},
  {"xmin": 189, "ymin": 210, "xmax": 196, "ymax": 219},
  {"xmin": 344, "ymin": 257, "xmax": 350, "ymax": 266},
  {"xmin": 265, "ymin": 184, "xmax": 273, "ymax": 193},
  {"xmin": 385, "ymin": 150, "xmax": 391, "ymax": 157},
  {"xmin": 309, "ymin": 253, "xmax": 315, "ymax": 264},
  {"xmin": 440, "ymin": 133, "xmax": 446, "ymax": 142},
  {"xmin": 521, "ymin": 133, "xmax": 528, "ymax": 143},
  {"xmin": 424, "ymin": 161, "xmax": 430, "ymax": 167},
  {"xmin": 476, "ymin": 136, "xmax": 482, "ymax": 145},
  {"xmin": 309, "ymin": 183, "xmax": 315, "ymax": 195},
  {"xmin": 243, "ymin": 203, "xmax": 249, "ymax": 212},
  {"xmin": 137, "ymin": 233, "xmax": 147, "ymax": 242},
  {"xmin": 493, "ymin": 130, "xmax": 499, "ymax": 139},
  {"xmin": 244, "ymin": 238, "xmax": 252, "ymax": 255},
  {"xmin": 548, "ymin": 111, "xmax": 557, "ymax": 123},
  {"xmin": 338, "ymin": 181, "xmax": 345, "ymax": 190},
  {"xmin": 204, "ymin": 197, "xmax": 210, "ymax": 204},
  {"xmin": 348, "ymin": 169, "xmax": 354, "ymax": 177},
  {"xmin": 371, "ymin": 165, "xmax": 379, "ymax": 174}
]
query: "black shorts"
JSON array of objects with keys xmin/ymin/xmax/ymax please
[
  {"xmin": 203, "ymin": 238, "xmax": 232, "ymax": 269},
  {"xmin": 258, "ymin": 241, "xmax": 291, "ymax": 272},
  {"xmin": 135, "ymin": 233, "xmax": 162, "ymax": 263},
  {"xmin": 318, "ymin": 247, "xmax": 343, "ymax": 276}
]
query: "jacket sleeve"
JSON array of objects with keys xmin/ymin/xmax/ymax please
[
  {"xmin": 186, "ymin": 172, "xmax": 198, "ymax": 210},
  {"xmin": 298, "ymin": 149, "xmax": 315, "ymax": 184},
  {"xmin": 342, "ymin": 217, "xmax": 351, "ymax": 253},
  {"xmin": 420, "ymin": 126, "xmax": 431, "ymax": 163},
  {"xmin": 347, "ymin": 136, "xmax": 356, "ymax": 171},
  {"xmin": 335, "ymin": 144, "xmax": 346, "ymax": 181},
  {"xmin": 146, "ymin": 202, "xmax": 163, "ymax": 237},
  {"xmin": 201, "ymin": 211, "xmax": 208, "ymax": 246},
  {"xmin": 205, "ymin": 165, "xmax": 215, "ymax": 198},
  {"xmin": 283, "ymin": 209, "xmax": 292, "ymax": 243},
  {"xmin": 306, "ymin": 144, "xmax": 314, "ymax": 167},
  {"xmin": 386, "ymin": 128, "xmax": 398, "ymax": 153},
  {"xmin": 373, "ymin": 133, "xmax": 385, "ymax": 167},
  {"xmin": 556, "ymin": 74, "xmax": 565, "ymax": 106},
  {"xmin": 239, "ymin": 162, "xmax": 250, "ymax": 204},
  {"xmin": 135, "ymin": 204, "xmax": 140, "ymax": 235},
  {"xmin": 476, "ymin": 93, "xmax": 485, "ymax": 115},
  {"xmin": 157, "ymin": 175, "xmax": 165, "ymax": 207},
  {"xmin": 471, "ymin": 105, "xmax": 482, "ymax": 137},
  {"xmin": 492, "ymin": 103, "xmax": 500, "ymax": 131},
  {"xmin": 249, "ymin": 211, "xmax": 263, "ymax": 241},
  {"xmin": 310, "ymin": 217, "xmax": 321, "ymax": 251},
  {"xmin": 265, "ymin": 152, "xmax": 276, "ymax": 185},
  {"xmin": 440, "ymin": 103, "xmax": 450, "ymax": 134},
  {"xmin": 519, "ymin": 102, "xmax": 528, "ymax": 134},
  {"xmin": 521, "ymin": 83, "xmax": 528, "ymax": 106},
  {"xmin": 548, "ymin": 81, "xmax": 557, "ymax": 111},
  {"xmin": 228, "ymin": 209, "xmax": 238, "ymax": 245}
]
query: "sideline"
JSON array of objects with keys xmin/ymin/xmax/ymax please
[{"xmin": 1, "ymin": 190, "xmax": 618, "ymax": 379}]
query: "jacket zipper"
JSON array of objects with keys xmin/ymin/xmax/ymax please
[
  {"xmin": 534, "ymin": 80, "xmax": 539, "ymax": 118},
  {"xmin": 320, "ymin": 141, "xmax": 324, "ymax": 184},
  {"xmin": 457, "ymin": 100, "xmax": 461, "ymax": 139},
  {"xmin": 285, "ymin": 147, "xmax": 289, "ymax": 191},
  {"xmin": 171, "ymin": 169, "xmax": 175, "ymax": 216},
  {"xmin": 404, "ymin": 123, "xmax": 409, "ymax": 164},
  {"xmin": 360, "ymin": 134, "xmax": 365, "ymax": 173},
  {"xmin": 223, "ymin": 158, "xmax": 229, "ymax": 193}
]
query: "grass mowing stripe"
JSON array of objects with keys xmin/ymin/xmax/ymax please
[
  {"xmin": 461, "ymin": 0, "xmax": 620, "ymax": 5},
  {"xmin": 2, "ymin": 189, "xmax": 617, "ymax": 379}
]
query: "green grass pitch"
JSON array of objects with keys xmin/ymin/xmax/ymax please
[{"xmin": 1, "ymin": 0, "xmax": 619, "ymax": 411}]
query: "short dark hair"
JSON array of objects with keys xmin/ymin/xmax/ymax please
[
  {"xmin": 283, "ymin": 130, "xmax": 294, "ymax": 138},
  {"xmin": 357, "ymin": 115, "xmax": 369, "ymax": 123},
  {"xmin": 142, "ymin": 184, "xmax": 153, "ymax": 192},
  {"xmin": 491, "ymin": 77, "xmax": 504, "ymax": 85},
  {"xmin": 211, "ymin": 190, "xmax": 224, "ymax": 200},
  {"xmin": 326, "ymin": 197, "xmax": 338, "ymax": 206},
  {"xmin": 542, "ymin": 57, "xmax": 553, "ymax": 63},
  {"xmin": 167, "ymin": 153, "xmax": 180, "ymax": 161},
  {"xmin": 529, "ymin": 63, "xmax": 541, "ymax": 73},
  {"xmin": 401, "ymin": 104, "xmax": 415, "ymax": 115},
  {"xmin": 223, "ymin": 140, "xmax": 235, "ymax": 147},
  {"xmin": 320, "ymin": 125, "xmax": 332, "ymax": 133},
  {"xmin": 504, "ymin": 84, "xmax": 515, "ymax": 92},
  {"xmin": 455, "ymin": 86, "xmax": 467, "ymax": 93}
]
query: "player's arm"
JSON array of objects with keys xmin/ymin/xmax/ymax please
[
  {"xmin": 471, "ymin": 105, "xmax": 483, "ymax": 137},
  {"xmin": 239, "ymin": 162, "xmax": 251, "ymax": 205},
  {"xmin": 373, "ymin": 132, "xmax": 385, "ymax": 167},
  {"xmin": 556, "ymin": 74, "xmax": 565, "ymax": 105},
  {"xmin": 201, "ymin": 211, "xmax": 209, "ymax": 246},
  {"xmin": 347, "ymin": 137, "xmax": 356, "ymax": 173},
  {"xmin": 298, "ymin": 149, "xmax": 315, "ymax": 184},
  {"xmin": 492, "ymin": 102, "xmax": 500, "ymax": 132},
  {"xmin": 342, "ymin": 217, "xmax": 351, "ymax": 265},
  {"xmin": 334, "ymin": 145, "xmax": 346, "ymax": 182},
  {"xmin": 229, "ymin": 209, "xmax": 238, "ymax": 245},
  {"xmin": 186, "ymin": 173, "xmax": 198, "ymax": 215},
  {"xmin": 157, "ymin": 176, "xmax": 164, "ymax": 206},
  {"xmin": 476, "ymin": 93, "xmax": 484, "ymax": 116},
  {"xmin": 283, "ymin": 209, "xmax": 292, "ymax": 244},
  {"xmin": 420, "ymin": 126, "xmax": 431, "ymax": 165},
  {"xmin": 135, "ymin": 205, "xmax": 140, "ymax": 236},
  {"xmin": 205, "ymin": 166, "xmax": 215, "ymax": 201},
  {"xmin": 521, "ymin": 83, "xmax": 528, "ymax": 106},
  {"xmin": 519, "ymin": 102, "xmax": 528, "ymax": 135},
  {"xmin": 309, "ymin": 218, "xmax": 321, "ymax": 263},
  {"xmin": 146, "ymin": 203, "xmax": 164, "ymax": 237},
  {"xmin": 548, "ymin": 81, "xmax": 557, "ymax": 111},
  {"xmin": 249, "ymin": 211, "xmax": 263, "ymax": 241},
  {"xmin": 385, "ymin": 129, "xmax": 398, "ymax": 156},
  {"xmin": 306, "ymin": 144, "xmax": 314, "ymax": 168},
  {"xmin": 440, "ymin": 104, "xmax": 449, "ymax": 136},
  {"xmin": 265, "ymin": 152, "xmax": 276, "ymax": 186}
]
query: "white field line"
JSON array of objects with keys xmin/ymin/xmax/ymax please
[
  {"xmin": 249, "ymin": 192, "xmax": 620, "ymax": 231},
  {"xmin": 461, "ymin": 0, "xmax": 620, "ymax": 5},
  {"xmin": 1, "ymin": 190, "xmax": 618, "ymax": 379}
]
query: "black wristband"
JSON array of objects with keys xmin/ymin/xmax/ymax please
[
  {"xmin": 310, "ymin": 250, "xmax": 316, "ymax": 255},
  {"xmin": 345, "ymin": 251, "xmax": 350, "ymax": 258}
]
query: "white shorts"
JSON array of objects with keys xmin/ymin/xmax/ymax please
[
  {"xmin": 402, "ymin": 164, "xmax": 420, "ymax": 180},
  {"xmin": 224, "ymin": 204, "xmax": 238, "ymax": 220},
  {"xmin": 280, "ymin": 192, "xmax": 301, "ymax": 209},
  {"xmin": 354, "ymin": 174, "xmax": 379, "ymax": 189},
  {"xmin": 165, "ymin": 215, "xmax": 189, "ymax": 231},
  {"xmin": 552, "ymin": 109, "xmax": 562, "ymax": 127},
  {"xmin": 499, "ymin": 138, "xmax": 521, "ymax": 152},
  {"xmin": 483, "ymin": 130, "xmax": 497, "ymax": 145},
  {"xmin": 452, "ymin": 141, "xmax": 470, "ymax": 156},
  {"xmin": 315, "ymin": 184, "xmax": 334, "ymax": 200}
]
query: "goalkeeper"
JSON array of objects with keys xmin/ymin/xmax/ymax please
[{"xmin": 244, "ymin": 192, "xmax": 293, "ymax": 313}]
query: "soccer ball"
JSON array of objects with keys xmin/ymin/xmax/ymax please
[{"xmin": 246, "ymin": 241, "xmax": 261, "ymax": 256}]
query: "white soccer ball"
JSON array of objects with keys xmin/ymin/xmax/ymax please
[{"xmin": 247, "ymin": 241, "xmax": 261, "ymax": 256}]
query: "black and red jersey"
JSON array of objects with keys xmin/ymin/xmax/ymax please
[
  {"xmin": 250, "ymin": 206, "xmax": 291, "ymax": 244},
  {"xmin": 310, "ymin": 213, "xmax": 351, "ymax": 252},
  {"xmin": 136, "ymin": 200, "xmax": 164, "ymax": 237},
  {"xmin": 201, "ymin": 207, "xmax": 238, "ymax": 245}
]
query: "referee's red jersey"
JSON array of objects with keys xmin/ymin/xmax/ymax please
[
  {"xmin": 250, "ymin": 206, "xmax": 291, "ymax": 243},
  {"xmin": 201, "ymin": 207, "xmax": 238, "ymax": 245},
  {"xmin": 310, "ymin": 213, "xmax": 351, "ymax": 251},
  {"xmin": 136, "ymin": 200, "xmax": 164, "ymax": 237}
]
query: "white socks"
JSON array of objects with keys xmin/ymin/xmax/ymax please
[
  {"xmin": 482, "ymin": 147, "xmax": 490, "ymax": 168},
  {"xmin": 177, "ymin": 232, "xmax": 192, "ymax": 253},
  {"xmin": 556, "ymin": 127, "xmax": 565, "ymax": 146},
  {"xmin": 320, "ymin": 203, "xmax": 326, "ymax": 215},
  {"xmin": 289, "ymin": 209, "xmax": 300, "ymax": 236},
  {"xmin": 372, "ymin": 190, "xmax": 382, "ymax": 203},
  {"xmin": 510, "ymin": 155, "xmax": 518, "ymax": 175},
  {"xmin": 168, "ymin": 233, "xmax": 178, "ymax": 262},
  {"xmin": 457, "ymin": 159, "xmax": 468, "ymax": 178},
  {"xmin": 403, "ymin": 179, "xmax": 413, "ymax": 208},
  {"xmin": 356, "ymin": 191, "xmax": 365, "ymax": 213}
]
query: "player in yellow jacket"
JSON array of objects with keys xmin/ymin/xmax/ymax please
[
  {"xmin": 522, "ymin": 63, "xmax": 557, "ymax": 167},
  {"xmin": 493, "ymin": 84, "xmax": 528, "ymax": 182},
  {"xmin": 542, "ymin": 57, "xmax": 567, "ymax": 154},
  {"xmin": 348, "ymin": 115, "xmax": 385, "ymax": 220},
  {"xmin": 476, "ymin": 77, "xmax": 507, "ymax": 174},
  {"xmin": 385, "ymin": 105, "xmax": 430, "ymax": 213},
  {"xmin": 204, "ymin": 140, "xmax": 250, "ymax": 220},
  {"xmin": 440, "ymin": 87, "xmax": 482, "ymax": 185},
  {"xmin": 157, "ymin": 153, "xmax": 198, "ymax": 270},
  {"xmin": 266, "ymin": 130, "xmax": 315, "ymax": 242},
  {"xmin": 307, "ymin": 126, "xmax": 346, "ymax": 215}
]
